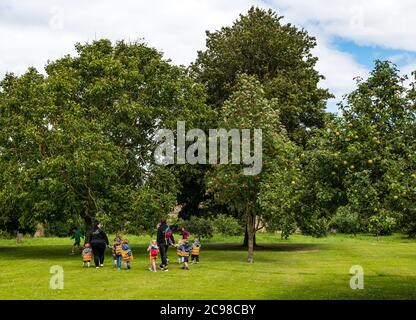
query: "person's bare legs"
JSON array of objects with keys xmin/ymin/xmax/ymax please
[{"xmin": 152, "ymin": 258, "xmax": 157, "ymax": 272}]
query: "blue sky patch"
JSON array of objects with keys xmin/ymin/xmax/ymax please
[{"xmin": 331, "ymin": 37, "xmax": 416, "ymax": 70}]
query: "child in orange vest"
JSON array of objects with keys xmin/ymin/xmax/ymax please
[
  {"xmin": 175, "ymin": 239, "xmax": 192, "ymax": 270},
  {"xmin": 122, "ymin": 239, "xmax": 133, "ymax": 270},
  {"xmin": 147, "ymin": 239, "xmax": 159, "ymax": 272},
  {"xmin": 191, "ymin": 238, "xmax": 201, "ymax": 264},
  {"xmin": 82, "ymin": 243, "xmax": 93, "ymax": 268}
]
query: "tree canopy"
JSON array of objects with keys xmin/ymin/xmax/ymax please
[{"xmin": 0, "ymin": 39, "xmax": 207, "ymax": 235}]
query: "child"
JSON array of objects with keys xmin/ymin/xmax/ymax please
[
  {"xmin": 147, "ymin": 240, "xmax": 159, "ymax": 272},
  {"xmin": 191, "ymin": 238, "xmax": 201, "ymax": 264},
  {"xmin": 112, "ymin": 236, "xmax": 120, "ymax": 268},
  {"xmin": 180, "ymin": 227, "xmax": 190, "ymax": 240},
  {"xmin": 81, "ymin": 243, "xmax": 93, "ymax": 268},
  {"xmin": 175, "ymin": 239, "xmax": 192, "ymax": 270},
  {"xmin": 122, "ymin": 239, "xmax": 133, "ymax": 270},
  {"xmin": 176, "ymin": 239, "xmax": 184, "ymax": 264},
  {"xmin": 112, "ymin": 237, "xmax": 123, "ymax": 270},
  {"xmin": 182, "ymin": 240, "xmax": 192, "ymax": 270},
  {"xmin": 70, "ymin": 227, "xmax": 84, "ymax": 255}
]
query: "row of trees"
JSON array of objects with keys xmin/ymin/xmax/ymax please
[{"xmin": 1, "ymin": 7, "xmax": 416, "ymax": 262}]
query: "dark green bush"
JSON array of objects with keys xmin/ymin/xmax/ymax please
[
  {"xmin": 211, "ymin": 214, "xmax": 244, "ymax": 236},
  {"xmin": 177, "ymin": 216, "xmax": 214, "ymax": 239},
  {"xmin": 330, "ymin": 206, "xmax": 362, "ymax": 234},
  {"xmin": 368, "ymin": 210, "xmax": 397, "ymax": 237}
]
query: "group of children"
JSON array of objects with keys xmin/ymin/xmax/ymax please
[
  {"xmin": 80, "ymin": 236, "xmax": 133, "ymax": 270},
  {"xmin": 145, "ymin": 237, "xmax": 202, "ymax": 272},
  {"xmin": 79, "ymin": 234, "xmax": 201, "ymax": 272},
  {"xmin": 111, "ymin": 236, "xmax": 134, "ymax": 270},
  {"xmin": 174, "ymin": 238, "xmax": 201, "ymax": 270}
]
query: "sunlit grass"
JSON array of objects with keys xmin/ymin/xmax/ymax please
[{"xmin": 0, "ymin": 233, "xmax": 415, "ymax": 299}]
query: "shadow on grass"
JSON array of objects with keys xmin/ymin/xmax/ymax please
[
  {"xmin": 0, "ymin": 243, "xmax": 322, "ymax": 260},
  {"xmin": 203, "ymin": 243, "xmax": 321, "ymax": 252},
  {"xmin": 0, "ymin": 245, "xmax": 93, "ymax": 260}
]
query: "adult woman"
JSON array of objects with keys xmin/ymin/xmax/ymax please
[
  {"xmin": 157, "ymin": 219, "xmax": 175, "ymax": 271},
  {"xmin": 89, "ymin": 222, "xmax": 109, "ymax": 268}
]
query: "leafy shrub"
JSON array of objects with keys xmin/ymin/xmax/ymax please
[
  {"xmin": 177, "ymin": 216, "xmax": 214, "ymax": 239},
  {"xmin": 211, "ymin": 214, "xmax": 243, "ymax": 236},
  {"xmin": 44, "ymin": 221, "xmax": 75, "ymax": 237},
  {"xmin": 368, "ymin": 210, "xmax": 396, "ymax": 237},
  {"xmin": 301, "ymin": 217, "xmax": 330, "ymax": 238},
  {"xmin": 0, "ymin": 230, "xmax": 13, "ymax": 240},
  {"xmin": 330, "ymin": 206, "xmax": 362, "ymax": 235}
]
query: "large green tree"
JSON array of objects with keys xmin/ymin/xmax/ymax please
[
  {"xmin": 0, "ymin": 40, "xmax": 207, "ymax": 236},
  {"xmin": 188, "ymin": 6, "xmax": 332, "ymax": 242},
  {"xmin": 277, "ymin": 61, "xmax": 416, "ymax": 237}
]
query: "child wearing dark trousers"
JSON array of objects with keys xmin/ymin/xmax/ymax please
[{"xmin": 191, "ymin": 238, "xmax": 201, "ymax": 264}]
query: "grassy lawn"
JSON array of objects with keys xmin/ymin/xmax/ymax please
[{"xmin": 0, "ymin": 233, "xmax": 415, "ymax": 299}]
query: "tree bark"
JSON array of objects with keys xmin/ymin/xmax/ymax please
[
  {"xmin": 246, "ymin": 213, "xmax": 256, "ymax": 263},
  {"xmin": 243, "ymin": 224, "xmax": 256, "ymax": 247}
]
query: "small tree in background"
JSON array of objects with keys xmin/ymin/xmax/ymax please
[{"xmin": 207, "ymin": 75, "xmax": 299, "ymax": 262}]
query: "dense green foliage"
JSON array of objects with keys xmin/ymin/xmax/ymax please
[
  {"xmin": 271, "ymin": 61, "xmax": 416, "ymax": 237},
  {"xmin": 181, "ymin": 7, "xmax": 332, "ymax": 240},
  {"xmin": 206, "ymin": 75, "xmax": 299, "ymax": 261},
  {"xmin": 177, "ymin": 216, "xmax": 214, "ymax": 239},
  {"xmin": 0, "ymin": 40, "xmax": 207, "ymax": 235},
  {"xmin": 192, "ymin": 7, "xmax": 332, "ymax": 144}
]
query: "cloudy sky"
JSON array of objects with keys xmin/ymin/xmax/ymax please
[{"xmin": 0, "ymin": 0, "xmax": 415, "ymax": 112}]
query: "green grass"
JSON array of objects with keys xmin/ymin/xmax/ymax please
[{"xmin": 1, "ymin": 233, "xmax": 416, "ymax": 299}]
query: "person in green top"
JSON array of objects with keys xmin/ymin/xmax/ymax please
[{"xmin": 70, "ymin": 227, "xmax": 84, "ymax": 255}]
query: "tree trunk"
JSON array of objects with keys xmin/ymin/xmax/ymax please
[
  {"xmin": 243, "ymin": 224, "xmax": 256, "ymax": 247},
  {"xmin": 246, "ymin": 213, "xmax": 256, "ymax": 263},
  {"xmin": 84, "ymin": 214, "xmax": 93, "ymax": 245}
]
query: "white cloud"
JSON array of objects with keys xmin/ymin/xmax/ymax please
[
  {"xmin": 0, "ymin": 0, "xmax": 259, "ymax": 77},
  {"xmin": 312, "ymin": 36, "xmax": 369, "ymax": 112},
  {"xmin": 268, "ymin": 0, "xmax": 416, "ymax": 51},
  {"xmin": 0, "ymin": 0, "xmax": 414, "ymax": 111},
  {"xmin": 266, "ymin": 0, "xmax": 416, "ymax": 108}
]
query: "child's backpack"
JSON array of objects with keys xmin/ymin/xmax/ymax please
[
  {"xmin": 150, "ymin": 247, "xmax": 158, "ymax": 257},
  {"xmin": 82, "ymin": 248, "xmax": 93, "ymax": 260},
  {"xmin": 122, "ymin": 245, "xmax": 133, "ymax": 261},
  {"xmin": 165, "ymin": 226, "xmax": 172, "ymax": 240}
]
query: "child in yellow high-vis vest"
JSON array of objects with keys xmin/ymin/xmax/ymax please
[
  {"xmin": 122, "ymin": 239, "xmax": 133, "ymax": 270},
  {"xmin": 113, "ymin": 237, "xmax": 123, "ymax": 270},
  {"xmin": 82, "ymin": 243, "xmax": 93, "ymax": 268},
  {"xmin": 191, "ymin": 238, "xmax": 201, "ymax": 264},
  {"xmin": 174, "ymin": 239, "xmax": 192, "ymax": 270},
  {"xmin": 176, "ymin": 239, "xmax": 184, "ymax": 264},
  {"xmin": 147, "ymin": 239, "xmax": 159, "ymax": 272}
]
